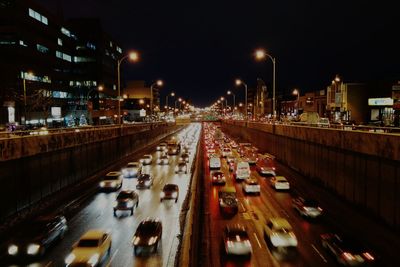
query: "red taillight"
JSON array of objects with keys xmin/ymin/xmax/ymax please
[{"xmin": 363, "ymin": 252, "xmax": 375, "ymax": 261}]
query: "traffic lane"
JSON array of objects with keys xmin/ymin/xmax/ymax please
[
  {"xmin": 40, "ymin": 143, "xmax": 196, "ymax": 267},
  {"xmin": 207, "ymin": 156, "xmax": 277, "ymax": 267},
  {"xmin": 273, "ymin": 160, "xmax": 397, "ymax": 267}
]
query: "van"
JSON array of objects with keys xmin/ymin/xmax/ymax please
[
  {"xmin": 234, "ymin": 161, "xmax": 250, "ymax": 180},
  {"xmin": 209, "ymin": 155, "xmax": 221, "ymax": 169}
]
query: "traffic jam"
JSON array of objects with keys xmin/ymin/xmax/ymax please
[
  {"xmin": 203, "ymin": 122, "xmax": 378, "ymax": 267},
  {"xmin": 3, "ymin": 124, "xmax": 201, "ymax": 267}
]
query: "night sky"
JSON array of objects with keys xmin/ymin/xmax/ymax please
[{"xmin": 38, "ymin": 0, "xmax": 399, "ymax": 107}]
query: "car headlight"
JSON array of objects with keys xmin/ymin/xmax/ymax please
[
  {"xmin": 133, "ymin": 236, "xmax": 140, "ymax": 245},
  {"xmin": 148, "ymin": 236, "xmax": 158, "ymax": 245},
  {"xmin": 8, "ymin": 244, "xmax": 18, "ymax": 255},
  {"xmin": 139, "ymin": 159, "xmax": 144, "ymax": 163},
  {"xmin": 88, "ymin": 253, "xmax": 99, "ymax": 266},
  {"xmin": 160, "ymin": 192, "xmax": 165, "ymax": 198},
  {"xmin": 65, "ymin": 253, "xmax": 76, "ymax": 264},
  {"xmin": 99, "ymin": 181, "xmax": 106, "ymax": 187},
  {"xmin": 145, "ymin": 181, "xmax": 151, "ymax": 186},
  {"xmin": 27, "ymin": 244, "xmax": 40, "ymax": 255},
  {"xmin": 172, "ymin": 192, "xmax": 178, "ymax": 198},
  {"xmin": 179, "ymin": 157, "xmax": 183, "ymax": 161},
  {"xmin": 110, "ymin": 181, "xmax": 117, "ymax": 187},
  {"xmin": 126, "ymin": 200, "xmax": 134, "ymax": 207},
  {"xmin": 156, "ymin": 146, "xmax": 160, "ymax": 150}
]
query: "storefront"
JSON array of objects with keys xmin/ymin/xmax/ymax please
[{"xmin": 368, "ymin": 97, "xmax": 394, "ymax": 126}]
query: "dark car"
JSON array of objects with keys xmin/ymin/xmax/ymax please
[
  {"xmin": 320, "ymin": 233, "xmax": 376, "ymax": 266},
  {"xmin": 179, "ymin": 153, "xmax": 190, "ymax": 163},
  {"xmin": 136, "ymin": 174, "xmax": 154, "ymax": 189},
  {"xmin": 7, "ymin": 215, "xmax": 68, "ymax": 258},
  {"xmin": 292, "ymin": 197, "xmax": 323, "ymax": 218},
  {"xmin": 218, "ymin": 188, "xmax": 238, "ymax": 214},
  {"xmin": 113, "ymin": 190, "xmax": 139, "ymax": 216},
  {"xmin": 160, "ymin": 184, "xmax": 179, "ymax": 202},
  {"xmin": 175, "ymin": 162, "xmax": 188, "ymax": 174},
  {"xmin": 132, "ymin": 218, "xmax": 162, "ymax": 255},
  {"xmin": 211, "ymin": 171, "xmax": 226, "ymax": 185}
]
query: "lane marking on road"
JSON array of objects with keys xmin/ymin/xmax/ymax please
[
  {"xmin": 253, "ymin": 232, "xmax": 262, "ymax": 248},
  {"xmin": 281, "ymin": 209, "xmax": 290, "ymax": 218},
  {"xmin": 311, "ymin": 244, "xmax": 328, "ymax": 263},
  {"xmin": 44, "ymin": 261, "xmax": 52, "ymax": 267},
  {"xmin": 240, "ymin": 201, "xmax": 246, "ymax": 212}
]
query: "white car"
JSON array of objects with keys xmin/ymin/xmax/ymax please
[
  {"xmin": 243, "ymin": 178, "xmax": 260, "ymax": 194},
  {"xmin": 139, "ymin": 154, "xmax": 152, "ymax": 165},
  {"xmin": 264, "ymin": 218, "xmax": 297, "ymax": 248},
  {"xmin": 157, "ymin": 155, "xmax": 170, "ymax": 165},
  {"xmin": 99, "ymin": 172, "xmax": 123, "ymax": 190},
  {"xmin": 271, "ymin": 176, "xmax": 290, "ymax": 190},
  {"xmin": 234, "ymin": 161, "xmax": 250, "ymax": 180},
  {"xmin": 209, "ymin": 155, "xmax": 221, "ymax": 169},
  {"xmin": 223, "ymin": 224, "xmax": 252, "ymax": 256},
  {"xmin": 65, "ymin": 230, "xmax": 112, "ymax": 266},
  {"xmin": 122, "ymin": 162, "xmax": 142, "ymax": 178}
]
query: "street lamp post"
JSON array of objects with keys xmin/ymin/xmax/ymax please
[
  {"xmin": 117, "ymin": 51, "xmax": 139, "ymax": 125},
  {"xmin": 255, "ymin": 49, "xmax": 276, "ymax": 118},
  {"xmin": 150, "ymin": 80, "xmax": 163, "ymax": 117},
  {"xmin": 22, "ymin": 72, "xmax": 34, "ymax": 123},
  {"xmin": 175, "ymin": 97, "xmax": 182, "ymax": 115},
  {"xmin": 227, "ymin": 90, "xmax": 235, "ymax": 115},
  {"xmin": 165, "ymin": 92, "xmax": 175, "ymax": 112},
  {"xmin": 235, "ymin": 79, "xmax": 248, "ymax": 120}
]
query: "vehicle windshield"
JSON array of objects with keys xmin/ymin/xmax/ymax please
[
  {"xmin": 137, "ymin": 222, "xmax": 158, "ymax": 234},
  {"xmin": 138, "ymin": 175, "xmax": 150, "ymax": 181},
  {"xmin": 303, "ymin": 199, "xmax": 319, "ymax": 207},
  {"xmin": 127, "ymin": 163, "xmax": 139, "ymax": 168},
  {"xmin": 227, "ymin": 230, "xmax": 248, "ymax": 239},
  {"xmin": 104, "ymin": 174, "xmax": 119, "ymax": 180},
  {"xmin": 117, "ymin": 192, "xmax": 133, "ymax": 199},
  {"xmin": 164, "ymin": 184, "xmax": 177, "ymax": 191},
  {"xmin": 77, "ymin": 239, "xmax": 99, "ymax": 247},
  {"xmin": 143, "ymin": 155, "xmax": 151, "ymax": 159},
  {"xmin": 178, "ymin": 163, "xmax": 186, "ymax": 167}
]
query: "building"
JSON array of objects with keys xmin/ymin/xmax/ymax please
[{"xmin": 0, "ymin": 0, "xmax": 123, "ymax": 127}]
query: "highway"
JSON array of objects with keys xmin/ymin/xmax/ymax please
[
  {"xmin": 204, "ymin": 122, "xmax": 398, "ymax": 267},
  {"xmin": 3, "ymin": 123, "xmax": 201, "ymax": 267}
]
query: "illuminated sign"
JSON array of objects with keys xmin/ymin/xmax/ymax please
[
  {"xmin": 368, "ymin": 98, "xmax": 393, "ymax": 106},
  {"xmin": 51, "ymin": 107, "xmax": 61, "ymax": 117},
  {"xmin": 140, "ymin": 109, "xmax": 146, "ymax": 117}
]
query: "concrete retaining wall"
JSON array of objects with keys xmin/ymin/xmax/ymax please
[
  {"xmin": 222, "ymin": 121, "xmax": 400, "ymax": 229},
  {"xmin": 0, "ymin": 123, "xmax": 180, "ymax": 220}
]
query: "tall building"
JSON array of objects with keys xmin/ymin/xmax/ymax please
[{"xmin": 0, "ymin": 0, "xmax": 123, "ymax": 126}]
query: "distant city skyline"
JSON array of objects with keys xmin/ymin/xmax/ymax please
[{"xmin": 38, "ymin": 0, "xmax": 399, "ymax": 107}]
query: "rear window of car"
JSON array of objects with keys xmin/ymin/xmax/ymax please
[{"xmin": 78, "ymin": 239, "xmax": 99, "ymax": 247}]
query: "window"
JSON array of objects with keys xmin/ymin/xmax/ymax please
[
  {"xmin": 19, "ymin": 40, "xmax": 27, "ymax": 47},
  {"xmin": 74, "ymin": 56, "xmax": 95, "ymax": 63},
  {"xmin": 61, "ymin": 27, "xmax": 71, "ymax": 37},
  {"xmin": 113, "ymin": 85, "xmax": 116, "ymax": 90},
  {"xmin": 57, "ymin": 38, "xmax": 63, "ymax": 46},
  {"xmin": 116, "ymin": 46, "xmax": 122, "ymax": 53},
  {"xmin": 109, "ymin": 41, "xmax": 113, "ymax": 47},
  {"xmin": 28, "ymin": 8, "xmax": 48, "ymax": 25},
  {"xmin": 36, "ymin": 44, "xmax": 49, "ymax": 53},
  {"xmin": 86, "ymin": 42, "xmax": 96, "ymax": 50},
  {"xmin": 56, "ymin": 50, "xmax": 71, "ymax": 62}
]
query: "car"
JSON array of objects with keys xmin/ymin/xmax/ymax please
[
  {"xmin": 209, "ymin": 155, "xmax": 221, "ymax": 169},
  {"xmin": 223, "ymin": 224, "xmax": 252, "ymax": 256},
  {"xmin": 65, "ymin": 230, "xmax": 112, "ymax": 267},
  {"xmin": 136, "ymin": 174, "xmax": 154, "ymax": 189},
  {"xmin": 292, "ymin": 197, "xmax": 323, "ymax": 218},
  {"xmin": 318, "ymin": 118, "xmax": 330, "ymax": 128},
  {"xmin": 256, "ymin": 158, "xmax": 276, "ymax": 176},
  {"xmin": 206, "ymin": 148, "xmax": 216, "ymax": 158},
  {"xmin": 264, "ymin": 218, "xmax": 298, "ymax": 248},
  {"xmin": 218, "ymin": 187, "xmax": 238, "ymax": 214},
  {"xmin": 160, "ymin": 184, "xmax": 179, "ymax": 202},
  {"xmin": 182, "ymin": 146, "xmax": 191, "ymax": 154},
  {"xmin": 222, "ymin": 148, "xmax": 232, "ymax": 158},
  {"xmin": 122, "ymin": 162, "xmax": 142, "ymax": 178},
  {"xmin": 156, "ymin": 154, "xmax": 170, "ymax": 165},
  {"xmin": 243, "ymin": 178, "xmax": 260, "ymax": 194},
  {"xmin": 211, "ymin": 171, "xmax": 226, "ymax": 185},
  {"xmin": 179, "ymin": 153, "xmax": 190, "ymax": 163},
  {"xmin": 139, "ymin": 154, "xmax": 153, "ymax": 165},
  {"xmin": 175, "ymin": 162, "xmax": 188, "ymax": 174},
  {"xmin": 7, "ymin": 215, "xmax": 68, "ymax": 258},
  {"xmin": 320, "ymin": 233, "xmax": 376, "ymax": 266},
  {"xmin": 226, "ymin": 156, "xmax": 235, "ymax": 164},
  {"xmin": 113, "ymin": 190, "xmax": 139, "ymax": 216},
  {"xmin": 99, "ymin": 172, "xmax": 123, "ymax": 191},
  {"xmin": 233, "ymin": 161, "xmax": 251, "ymax": 181},
  {"xmin": 156, "ymin": 142, "xmax": 167, "ymax": 151},
  {"xmin": 271, "ymin": 176, "xmax": 290, "ymax": 190},
  {"xmin": 132, "ymin": 218, "xmax": 162, "ymax": 255}
]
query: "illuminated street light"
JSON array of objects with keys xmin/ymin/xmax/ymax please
[
  {"xmin": 255, "ymin": 48, "xmax": 276, "ymax": 118},
  {"xmin": 292, "ymin": 88, "xmax": 300, "ymax": 117},
  {"xmin": 227, "ymin": 90, "xmax": 236, "ymax": 112},
  {"xmin": 235, "ymin": 79, "xmax": 248, "ymax": 120},
  {"xmin": 117, "ymin": 51, "xmax": 139, "ymax": 124},
  {"xmin": 165, "ymin": 91, "xmax": 175, "ymax": 111}
]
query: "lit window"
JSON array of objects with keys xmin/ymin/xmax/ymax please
[
  {"xmin": 113, "ymin": 84, "xmax": 116, "ymax": 90},
  {"xmin": 61, "ymin": 27, "xmax": 71, "ymax": 37},
  {"xmin": 28, "ymin": 8, "xmax": 48, "ymax": 25},
  {"xmin": 109, "ymin": 41, "xmax": 113, "ymax": 47},
  {"xmin": 36, "ymin": 44, "xmax": 49, "ymax": 53},
  {"xmin": 62, "ymin": 53, "xmax": 71, "ymax": 62},
  {"xmin": 116, "ymin": 46, "xmax": 122, "ymax": 53},
  {"xmin": 57, "ymin": 38, "xmax": 63, "ymax": 46},
  {"xmin": 56, "ymin": 50, "xmax": 63, "ymax": 59},
  {"xmin": 19, "ymin": 40, "xmax": 27, "ymax": 47},
  {"xmin": 86, "ymin": 42, "xmax": 96, "ymax": 50},
  {"xmin": 73, "ymin": 56, "xmax": 95, "ymax": 63}
]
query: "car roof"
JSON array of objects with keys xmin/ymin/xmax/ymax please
[
  {"xmin": 275, "ymin": 176, "xmax": 287, "ymax": 181},
  {"xmin": 225, "ymin": 223, "xmax": 247, "ymax": 232},
  {"xmin": 269, "ymin": 218, "xmax": 292, "ymax": 229},
  {"xmin": 81, "ymin": 229, "xmax": 108, "ymax": 240},
  {"xmin": 127, "ymin": 162, "xmax": 140, "ymax": 165}
]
